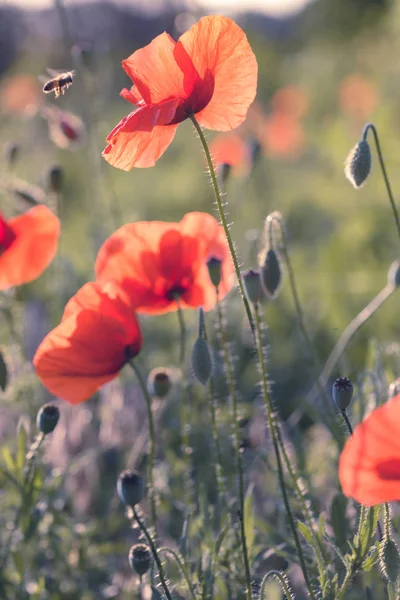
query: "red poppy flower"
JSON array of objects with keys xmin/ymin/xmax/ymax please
[
  {"xmin": 210, "ymin": 133, "xmax": 251, "ymax": 175},
  {"xmin": 0, "ymin": 205, "xmax": 60, "ymax": 290},
  {"xmin": 261, "ymin": 113, "xmax": 305, "ymax": 158},
  {"xmin": 95, "ymin": 212, "xmax": 234, "ymax": 314},
  {"xmin": 339, "ymin": 395, "xmax": 400, "ymax": 506},
  {"xmin": 338, "ymin": 75, "xmax": 378, "ymax": 121},
  {"xmin": 102, "ymin": 15, "xmax": 258, "ymax": 170},
  {"xmin": 34, "ymin": 281, "xmax": 142, "ymax": 404}
]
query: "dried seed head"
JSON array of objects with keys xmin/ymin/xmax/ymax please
[
  {"xmin": 147, "ymin": 367, "xmax": 172, "ymax": 398},
  {"xmin": 344, "ymin": 140, "xmax": 371, "ymax": 189},
  {"xmin": 36, "ymin": 403, "xmax": 60, "ymax": 435},
  {"xmin": 192, "ymin": 336, "xmax": 212, "ymax": 385},
  {"xmin": 129, "ymin": 543, "xmax": 152, "ymax": 577},
  {"xmin": 117, "ymin": 470, "xmax": 144, "ymax": 507},
  {"xmin": 388, "ymin": 260, "xmax": 400, "ymax": 287},
  {"xmin": 243, "ymin": 268, "xmax": 263, "ymax": 304},
  {"xmin": 48, "ymin": 165, "xmax": 63, "ymax": 193},
  {"xmin": 380, "ymin": 539, "xmax": 400, "ymax": 582},
  {"xmin": 260, "ymin": 248, "xmax": 282, "ymax": 299},
  {"xmin": 332, "ymin": 377, "xmax": 353, "ymax": 411},
  {"xmin": 207, "ymin": 256, "xmax": 222, "ymax": 289}
]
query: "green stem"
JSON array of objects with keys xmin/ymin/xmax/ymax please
[
  {"xmin": 176, "ymin": 299, "xmax": 186, "ymax": 366},
  {"xmin": 215, "ymin": 295, "xmax": 253, "ymax": 600},
  {"xmin": 253, "ymin": 304, "xmax": 316, "ymax": 600},
  {"xmin": 363, "ymin": 123, "xmax": 400, "ymax": 240},
  {"xmin": 128, "ymin": 361, "xmax": 157, "ymax": 534},
  {"xmin": 336, "ymin": 566, "xmax": 356, "ymax": 600},
  {"xmin": 132, "ymin": 508, "xmax": 173, "ymax": 600},
  {"xmin": 158, "ymin": 547, "xmax": 198, "ymax": 600},
  {"xmin": 341, "ymin": 410, "xmax": 353, "ymax": 435},
  {"xmin": 260, "ymin": 570, "xmax": 294, "ymax": 599},
  {"xmin": 383, "ymin": 503, "xmax": 392, "ymax": 541},
  {"xmin": 189, "ymin": 114, "xmax": 255, "ymax": 337}
]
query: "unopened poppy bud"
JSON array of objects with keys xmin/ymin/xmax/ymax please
[
  {"xmin": 117, "ymin": 470, "xmax": 144, "ymax": 507},
  {"xmin": 192, "ymin": 336, "xmax": 212, "ymax": 385},
  {"xmin": 380, "ymin": 539, "xmax": 400, "ymax": 582},
  {"xmin": 218, "ymin": 162, "xmax": 231, "ymax": 184},
  {"xmin": 48, "ymin": 165, "xmax": 63, "ymax": 193},
  {"xmin": 344, "ymin": 140, "xmax": 371, "ymax": 189},
  {"xmin": 332, "ymin": 377, "xmax": 353, "ymax": 411},
  {"xmin": 387, "ymin": 260, "xmax": 400, "ymax": 287},
  {"xmin": 147, "ymin": 367, "xmax": 172, "ymax": 398},
  {"xmin": 5, "ymin": 142, "xmax": 20, "ymax": 166},
  {"xmin": 129, "ymin": 543, "xmax": 152, "ymax": 577},
  {"xmin": 207, "ymin": 256, "xmax": 222, "ymax": 289},
  {"xmin": 36, "ymin": 403, "xmax": 60, "ymax": 435},
  {"xmin": 243, "ymin": 268, "xmax": 263, "ymax": 304},
  {"xmin": 260, "ymin": 249, "xmax": 282, "ymax": 299}
]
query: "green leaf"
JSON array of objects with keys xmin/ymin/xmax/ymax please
[
  {"xmin": 0, "ymin": 350, "xmax": 8, "ymax": 391},
  {"xmin": 297, "ymin": 520, "xmax": 314, "ymax": 546},
  {"xmin": 330, "ymin": 492, "xmax": 349, "ymax": 547},
  {"xmin": 2, "ymin": 447, "xmax": 16, "ymax": 473},
  {"xmin": 361, "ymin": 542, "xmax": 379, "ymax": 572},
  {"xmin": 16, "ymin": 419, "xmax": 28, "ymax": 474},
  {"xmin": 244, "ymin": 485, "xmax": 255, "ymax": 558}
]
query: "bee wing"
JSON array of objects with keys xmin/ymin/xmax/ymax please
[
  {"xmin": 38, "ymin": 74, "xmax": 51, "ymax": 85},
  {"xmin": 46, "ymin": 68, "xmax": 75, "ymax": 77}
]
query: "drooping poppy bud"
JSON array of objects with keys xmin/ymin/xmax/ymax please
[
  {"xmin": 147, "ymin": 367, "xmax": 172, "ymax": 398},
  {"xmin": 388, "ymin": 260, "xmax": 400, "ymax": 287},
  {"xmin": 380, "ymin": 539, "xmax": 400, "ymax": 583},
  {"xmin": 332, "ymin": 377, "xmax": 353, "ymax": 411},
  {"xmin": 117, "ymin": 470, "xmax": 144, "ymax": 507},
  {"xmin": 260, "ymin": 248, "xmax": 282, "ymax": 299},
  {"xmin": 36, "ymin": 403, "xmax": 60, "ymax": 435},
  {"xmin": 129, "ymin": 543, "xmax": 152, "ymax": 577},
  {"xmin": 243, "ymin": 268, "xmax": 263, "ymax": 305},
  {"xmin": 344, "ymin": 140, "xmax": 371, "ymax": 189}
]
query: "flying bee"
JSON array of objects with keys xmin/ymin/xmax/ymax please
[{"xmin": 42, "ymin": 69, "xmax": 75, "ymax": 98}]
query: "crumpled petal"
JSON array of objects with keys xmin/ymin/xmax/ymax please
[
  {"xmin": 176, "ymin": 15, "xmax": 258, "ymax": 131},
  {"xmin": 34, "ymin": 281, "xmax": 142, "ymax": 404},
  {"xmin": 339, "ymin": 395, "xmax": 400, "ymax": 505},
  {"xmin": 0, "ymin": 205, "xmax": 60, "ymax": 290},
  {"xmin": 102, "ymin": 98, "xmax": 180, "ymax": 169}
]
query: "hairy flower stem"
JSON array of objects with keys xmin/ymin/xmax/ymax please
[
  {"xmin": 190, "ymin": 114, "xmax": 255, "ymax": 337},
  {"xmin": 132, "ymin": 507, "xmax": 173, "ymax": 600},
  {"xmin": 253, "ymin": 303, "xmax": 316, "ymax": 600},
  {"xmin": 362, "ymin": 123, "xmax": 400, "ymax": 240},
  {"xmin": 128, "ymin": 361, "xmax": 157, "ymax": 534},
  {"xmin": 159, "ymin": 547, "xmax": 198, "ymax": 600},
  {"xmin": 259, "ymin": 570, "xmax": 294, "ymax": 599},
  {"xmin": 215, "ymin": 295, "xmax": 252, "ymax": 600},
  {"xmin": 176, "ymin": 300, "xmax": 193, "ymax": 511}
]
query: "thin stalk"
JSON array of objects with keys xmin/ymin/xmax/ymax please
[
  {"xmin": 128, "ymin": 361, "xmax": 157, "ymax": 534},
  {"xmin": 384, "ymin": 503, "xmax": 392, "ymax": 541},
  {"xmin": 336, "ymin": 566, "xmax": 356, "ymax": 600},
  {"xmin": 132, "ymin": 507, "xmax": 173, "ymax": 600},
  {"xmin": 189, "ymin": 114, "xmax": 255, "ymax": 337},
  {"xmin": 363, "ymin": 123, "xmax": 400, "ymax": 240},
  {"xmin": 215, "ymin": 295, "xmax": 252, "ymax": 600},
  {"xmin": 176, "ymin": 299, "xmax": 186, "ymax": 366},
  {"xmin": 341, "ymin": 410, "xmax": 353, "ymax": 435},
  {"xmin": 253, "ymin": 304, "xmax": 316, "ymax": 600},
  {"xmin": 158, "ymin": 547, "xmax": 198, "ymax": 600}
]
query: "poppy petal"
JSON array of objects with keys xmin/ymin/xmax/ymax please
[
  {"xmin": 122, "ymin": 32, "xmax": 186, "ymax": 105},
  {"xmin": 176, "ymin": 16, "xmax": 258, "ymax": 131},
  {"xmin": 0, "ymin": 205, "xmax": 60, "ymax": 290},
  {"xmin": 120, "ymin": 85, "xmax": 144, "ymax": 105},
  {"xmin": 34, "ymin": 281, "xmax": 142, "ymax": 404},
  {"xmin": 102, "ymin": 99, "xmax": 180, "ymax": 169},
  {"xmin": 339, "ymin": 396, "xmax": 400, "ymax": 505}
]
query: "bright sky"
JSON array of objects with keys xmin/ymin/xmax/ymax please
[{"xmin": 1, "ymin": 0, "xmax": 313, "ymax": 17}]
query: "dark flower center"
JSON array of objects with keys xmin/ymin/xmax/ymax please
[{"xmin": 0, "ymin": 217, "xmax": 16, "ymax": 255}]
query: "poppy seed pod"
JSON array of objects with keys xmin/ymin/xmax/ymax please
[
  {"xmin": 36, "ymin": 403, "xmax": 60, "ymax": 435},
  {"xmin": 207, "ymin": 256, "xmax": 222, "ymax": 289},
  {"xmin": 380, "ymin": 539, "xmax": 400, "ymax": 582},
  {"xmin": 243, "ymin": 268, "xmax": 263, "ymax": 305},
  {"xmin": 344, "ymin": 140, "xmax": 371, "ymax": 189},
  {"xmin": 332, "ymin": 377, "xmax": 353, "ymax": 411},
  {"xmin": 48, "ymin": 165, "xmax": 63, "ymax": 193},
  {"xmin": 260, "ymin": 249, "xmax": 282, "ymax": 299},
  {"xmin": 147, "ymin": 367, "xmax": 172, "ymax": 398},
  {"xmin": 117, "ymin": 470, "xmax": 144, "ymax": 507},
  {"xmin": 129, "ymin": 543, "xmax": 152, "ymax": 577},
  {"xmin": 388, "ymin": 260, "xmax": 400, "ymax": 287},
  {"xmin": 192, "ymin": 336, "xmax": 212, "ymax": 385}
]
